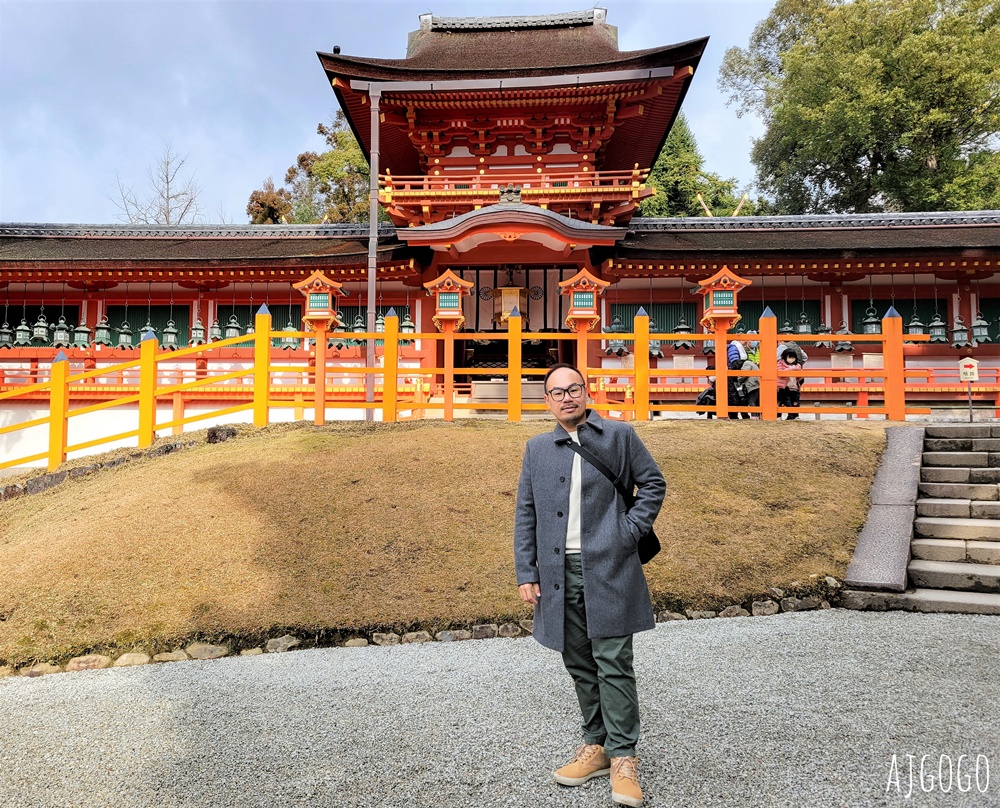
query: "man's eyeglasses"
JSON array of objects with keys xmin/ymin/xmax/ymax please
[{"xmin": 546, "ymin": 383, "xmax": 585, "ymax": 402}]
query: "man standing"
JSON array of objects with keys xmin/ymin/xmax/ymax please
[{"xmin": 514, "ymin": 363, "xmax": 666, "ymax": 807}]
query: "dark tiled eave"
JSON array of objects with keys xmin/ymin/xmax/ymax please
[
  {"xmin": 428, "ymin": 10, "xmax": 597, "ymax": 30},
  {"xmin": 620, "ymin": 212, "xmax": 1000, "ymax": 258},
  {"xmin": 0, "ymin": 223, "xmax": 397, "ymax": 239},
  {"xmin": 630, "ymin": 211, "xmax": 1000, "ymax": 232},
  {"xmin": 0, "ymin": 223, "xmax": 405, "ymax": 267}
]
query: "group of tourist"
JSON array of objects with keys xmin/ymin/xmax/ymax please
[{"xmin": 696, "ymin": 338, "xmax": 806, "ymax": 419}]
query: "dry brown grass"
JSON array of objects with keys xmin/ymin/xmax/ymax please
[{"xmin": 0, "ymin": 419, "xmax": 886, "ymax": 666}]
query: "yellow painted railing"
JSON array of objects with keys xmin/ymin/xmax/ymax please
[{"xmin": 0, "ymin": 308, "xmax": 933, "ymax": 473}]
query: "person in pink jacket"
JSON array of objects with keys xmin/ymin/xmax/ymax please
[{"xmin": 776, "ymin": 347, "xmax": 803, "ymax": 419}]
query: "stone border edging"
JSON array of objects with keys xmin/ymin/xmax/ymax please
[
  {"xmin": 0, "ymin": 425, "xmax": 241, "ymax": 503},
  {"xmin": 0, "ymin": 577, "xmax": 843, "ymax": 680},
  {"xmin": 844, "ymin": 426, "xmax": 925, "ymax": 592}
]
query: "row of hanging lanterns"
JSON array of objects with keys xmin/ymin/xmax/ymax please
[
  {"xmin": 0, "ymin": 311, "xmax": 419, "ymax": 351},
  {"xmin": 0, "ymin": 273, "xmax": 993, "ymax": 352},
  {"xmin": 275, "ymin": 310, "xmax": 417, "ymax": 351}
]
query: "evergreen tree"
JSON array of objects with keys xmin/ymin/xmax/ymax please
[
  {"xmin": 719, "ymin": 0, "xmax": 1000, "ymax": 213},
  {"xmin": 638, "ymin": 115, "xmax": 757, "ymax": 217}
]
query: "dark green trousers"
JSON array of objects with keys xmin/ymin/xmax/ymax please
[{"xmin": 561, "ymin": 553, "xmax": 640, "ymax": 758}]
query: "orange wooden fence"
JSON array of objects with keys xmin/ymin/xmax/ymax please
[{"xmin": 0, "ymin": 307, "xmax": 935, "ymax": 472}]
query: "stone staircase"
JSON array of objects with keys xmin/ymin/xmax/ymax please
[
  {"xmin": 843, "ymin": 424, "xmax": 1000, "ymax": 614},
  {"xmin": 911, "ymin": 426, "xmax": 1000, "ymax": 608}
]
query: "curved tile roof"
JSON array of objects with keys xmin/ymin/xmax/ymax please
[
  {"xmin": 0, "ymin": 223, "xmax": 396, "ymax": 239},
  {"xmin": 629, "ymin": 211, "xmax": 1000, "ymax": 231},
  {"xmin": 426, "ymin": 10, "xmax": 600, "ymax": 31}
]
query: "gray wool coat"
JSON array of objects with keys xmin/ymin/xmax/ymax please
[{"xmin": 513, "ymin": 410, "xmax": 666, "ymax": 653}]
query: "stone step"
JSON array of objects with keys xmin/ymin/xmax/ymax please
[
  {"xmin": 920, "ymin": 467, "xmax": 970, "ymax": 483},
  {"xmin": 914, "ymin": 516, "xmax": 1000, "ymax": 540},
  {"xmin": 918, "ymin": 482, "xmax": 998, "ymax": 501},
  {"xmin": 924, "ymin": 425, "xmax": 996, "ymax": 439},
  {"xmin": 927, "ymin": 438, "xmax": 1000, "ymax": 452},
  {"xmin": 912, "ymin": 539, "xmax": 1000, "ymax": 564},
  {"xmin": 922, "ymin": 451, "xmax": 989, "ymax": 468},
  {"xmin": 924, "ymin": 468, "xmax": 1000, "ymax": 484},
  {"xmin": 908, "ymin": 559, "xmax": 1000, "ymax": 592},
  {"xmin": 972, "ymin": 501, "xmax": 1000, "ymax": 519},
  {"xmin": 916, "ymin": 498, "xmax": 970, "ymax": 518},
  {"xmin": 840, "ymin": 587, "xmax": 1000, "ymax": 615},
  {"xmin": 916, "ymin": 499, "xmax": 1000, "ymax": 518},
  {"xmin": 923, "ymin": 438, "xmax": 973, "ymax": 451}
]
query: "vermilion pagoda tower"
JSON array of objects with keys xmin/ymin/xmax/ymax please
[{"xmin": 320, "ymin": 9, "xmax": 706, "ymax": 228}]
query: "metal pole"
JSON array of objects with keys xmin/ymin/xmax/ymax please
[
  {"xmin": 366, "ymin": 89, "xmax": 381, "ymax": 421},
  {"xmin": 968, "ymin": 380, "xmax": 974, "ymax": 423}
]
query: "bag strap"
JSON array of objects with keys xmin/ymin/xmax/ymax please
[{"xmin": 556, "ymin": 437, "xmax": 630, "ymax": 502}]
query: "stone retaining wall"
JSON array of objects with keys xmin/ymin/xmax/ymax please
[{"xmin": 0, "ymin": 578, "xmax": 841, "ymax": 680}]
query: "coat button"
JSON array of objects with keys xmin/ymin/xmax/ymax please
[
  {"xmin": 557, "ymin": 511, "xmax": 563, "ymax": 517},
  {"xmin": 554, "ymin": 583, "xmax": 560, "ymax": 590},
  {"xmin": 554, "ymin": 547, "xmax": 560, "ymax": 554},
  {"xmin": 560, "ymin": 476, "xmax": 566, "ymax": 482}
]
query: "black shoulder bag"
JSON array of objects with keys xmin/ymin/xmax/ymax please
[{"xmin": 558, "ymin": 439, "xmax": 661, "ymax": 564}]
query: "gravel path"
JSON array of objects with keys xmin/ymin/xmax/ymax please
[{"xmin": 1, "ymin": 610, "xmax": 998, "ymax": 808}]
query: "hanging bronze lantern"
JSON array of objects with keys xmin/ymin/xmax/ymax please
[
  {"xmin": 795, "ymin": 312, "xmax": 813, "ymax": 335},
  {"xmin": 672, "ymin": 316, "xmax": 694, "ymax": 351},
  {"xmin": 779, "ymin": 318, "xmax": 794, "ymax": 335},
  {"xmin": 161, "ymin": 320, "xmax": 180, "ymax": 350},
  {"xmin": 927, "ymin": 313, "xmax": 948, "ymax": 343},
  {"xmin": 648, "ymin": 319, "xmax": 664, "ymax": 358},
  {"xmin": 72, "ymin": 320, "xmax": 91, "ymax": 349},
  {"xmin": 14, "ymin": 319, "xmax": 31, "ymax": 347},
  {"xmin": 951, "ymin": 315, "xmax": 972, "ymax": 348},
  {"xmin": 189, "ymin": 318, "xmax": 207, "ymax": 346},
  {"xmin": 400, "ymin": 312, "xmax": 416, "ymax": 346},
  {"xmin": 861, "ymin": 307, "xmax": 881, "ymax": 335},
  {"xmin": 278, "ymin": 320, "xmax": 300, "ymax": 350},
  {"xmin": 0, "ymin": 320, "xmax": 13, "ymax": 348},
  {"xmin": 31, "ymin": 313, "xmax": 49, "ymax": 345},
  {"xmin": 329, "ymin": 319, "xmax": 348, "ymax": 350},
  {"xmin": 834, "ymin": 321, "xmax": 855, "ymax": 353},
  {"xmin": 117, "ymin": 321, "xmax": 133, "ymax": 349},
  {"xmin": 209, "ymin": 319, "xmax": 223, "ymax": 342},
  {"xmin": 93, "ymin": 316, "xmax": 113, "ymax": 347},
  {"xmin": 972, "ymin": 311, "xmax": 991, "ymax": 344},
  {"xmin": 701, "ymin": 330, "xmax": 715, "ymax": 355},
  {"xmin": 603, "ymin": 313, "xmax": 629, "ymax": 357},
  {"xmin": 51, "ymin": 316, "xmax": 72, "ymax": 348},
  {"xmin": 813, "ymin": 322, "xmax": 833, "ymax": 349},
  {"xmin": 906, "ymin": 314, "xmax": 926, "ymax": 336},
  {"xmin": 224, "ymin": 315, "xmax": 242, "ymax": 340}
]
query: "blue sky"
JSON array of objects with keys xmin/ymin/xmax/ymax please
[{"xmin": 0, "ymin": 0, "xmax": 773, "ymax": 224}]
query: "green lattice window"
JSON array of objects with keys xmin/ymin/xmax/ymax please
[
  {"xmin": 737, "ymin": 299, "xmax": 823, "ymax": 332},
  {"xmin": 106, "ymin": 305, "xmax": 187, "ymax": 345},
  {"xmin": 712, "ymin": 290, "xmax": 734, "ymax": 308}
]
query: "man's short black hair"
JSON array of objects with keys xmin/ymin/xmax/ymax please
[{"xmin": 543, "ymin": 363, "xmax": 587, "ymax": 391}]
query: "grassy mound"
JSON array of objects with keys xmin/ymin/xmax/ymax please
[{"xmin": 0, "ymin": 419, "xmax": 886, "ymax": 666}]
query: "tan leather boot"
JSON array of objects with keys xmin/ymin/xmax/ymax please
[
  {"xmin": 553, "ymin": 743, "xmax": 611, "ymax": 786},
  {"xmin": 610, "ymin": 756, "xmax": 643, "ymax": 806}
]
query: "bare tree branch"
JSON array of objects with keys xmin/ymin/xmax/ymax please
[{"xmin": 108, "ymin": 142, "xmax": 203, "ymax": 225}]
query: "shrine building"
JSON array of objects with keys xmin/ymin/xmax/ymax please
[{"xmin": 1, "ymin": 7, "xmax": 1000, "ymax": 447}]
